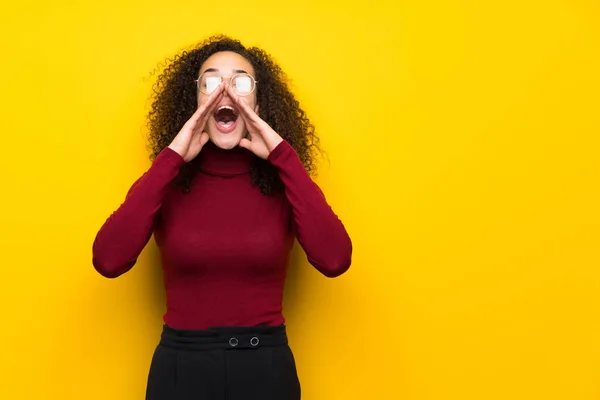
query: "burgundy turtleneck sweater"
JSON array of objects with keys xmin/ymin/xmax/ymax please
[{"xmin": 92, "ymin": 140, "xmax": 352, "ymax": 330}]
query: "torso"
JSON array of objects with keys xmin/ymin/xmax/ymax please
[{"xmin": 153, "ymin": 144, "xmax": 294, "ymax": 330}]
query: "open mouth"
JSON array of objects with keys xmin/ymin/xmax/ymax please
[{"xmin": 213, "ymin": 105, "xmax": 239, "ymax": 133}]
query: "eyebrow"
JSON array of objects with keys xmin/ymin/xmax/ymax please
[{"xmin": 202, "ymin": 68, "xmax": 249, "ymax": 74}]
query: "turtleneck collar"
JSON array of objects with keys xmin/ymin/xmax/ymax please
[{"xmin": 195, "ymin": 141, "xmax": 254, "ymax": 177}]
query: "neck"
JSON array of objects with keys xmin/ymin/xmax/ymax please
[{"xmin": 195, "ymin": 141, "xmax": 254, "ymax": 177}]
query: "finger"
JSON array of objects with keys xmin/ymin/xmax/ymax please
[
  {"xmin": 193, "ymin": 89, "xmax": 225, "ymax": 131},
  {"xmin": 185, "ymin": 93, "xmax": 221, "ymax": 132},
  {"xmin": 225, "ymin": 84, "xmax": 262, "ymax": 124},
  {"xmin": 194, "ymin": 83, "xmax": 226, "ymax": 121},
  {"xmin": 238, "ymin": 137, "xmax": 252, "ymax": 150},
  {"xmin": 234, "ymin": 107, "xmax": 262, "ymax": 137},
  {"xmin": 202, "ymin": 90, "xmax": 224, "ymax": 120},
  {"xmin": 200, "ymin": 131, "xmax": 210, "ymax": 147}
]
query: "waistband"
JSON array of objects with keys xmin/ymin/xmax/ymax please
[{"xmin": 159, "ymin": 324, "xmax": 289, "ymax": 351}]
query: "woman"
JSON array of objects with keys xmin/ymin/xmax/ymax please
[{"xmin": 92, "ymin": 35, "xmax": 352, "ymax": 400}]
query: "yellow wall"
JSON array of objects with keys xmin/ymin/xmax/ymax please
[{"xmin": 1, "ymin": 0, "xmax": 599, "ymax": 398}]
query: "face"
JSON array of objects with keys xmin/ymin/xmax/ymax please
[{"xmin": 196, "ymin": 51, "xmax": 258, "ymax": 150}]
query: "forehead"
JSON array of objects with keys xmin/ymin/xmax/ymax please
[{"xmin": 199, "ymin": 51, "xmax": 255, "ymax": 76}]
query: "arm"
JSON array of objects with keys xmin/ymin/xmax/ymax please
[
  {"xmin": 93, "ymin": 83, "xmax": 224, "ymax": 278},
  {"xmin": 222, "ymin": 84, "xmax": 352, "ymax": 277},
  {"xmin": 268, "ymin": 141, "xmax": 352, "ymax": 277},
  {"xmin": 92, "ymin": 147, "xmax": 185, "ymax": 278}
]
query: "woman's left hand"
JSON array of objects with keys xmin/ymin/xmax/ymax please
[{"xmin": 225, "ymin": 84, "xmax": 283, "ymax": 159}]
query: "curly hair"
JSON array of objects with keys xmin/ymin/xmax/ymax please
[{"xmin": 146, "ymin": 35, "xmax": 320, "ymax": 195}]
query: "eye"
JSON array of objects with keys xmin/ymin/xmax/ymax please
[
  {"xmin": 204, "ymin": 76, "xmax": 222, "ymax": 93},
  {"xmin": 232, "ymin": 74, "xmax": 254, "ymax": 95}
]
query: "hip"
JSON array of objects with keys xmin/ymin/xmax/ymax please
[{"xmin": 146, "ymin": 324, "xmax": 301, "ymax": 400}]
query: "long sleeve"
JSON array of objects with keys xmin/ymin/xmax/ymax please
[
  {"xmin": 268, "ymin": 140, "xmax": 352, "ymax": 277},
  {"xmin": 92, "ymin": 147, "xmax": 185, "ymax": 278}
]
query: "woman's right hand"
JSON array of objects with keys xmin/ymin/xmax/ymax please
[{"xmin": 168, "ymin": 82, "xmax": 225, "ymax": 162}]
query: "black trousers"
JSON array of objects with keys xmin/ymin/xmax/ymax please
[{"xmin": 145, "ymin": 324, "xmax": 301, "ymax": 400}]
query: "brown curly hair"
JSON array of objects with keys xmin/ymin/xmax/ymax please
[{"xmin": 146, "ymin": 35, "xmax": 320, "ymax": 195}]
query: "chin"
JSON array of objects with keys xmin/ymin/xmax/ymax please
[
  {"xmin": 208, "ymin": 119, "xmax": 246, "ymax": 150},
  {"xmin": 208, "ymin": 129, "xmax": 245, "ymax": 150},
  {"xmin": 210, "ymin": 135, "xmax": 240, "ymax": 150}
]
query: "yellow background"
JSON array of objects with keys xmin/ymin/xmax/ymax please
[{"xmin": 1, "ymin": 0, "xmax": 599, "ymax": 399}]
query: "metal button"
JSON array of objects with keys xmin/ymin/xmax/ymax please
[
  {"xmin": 229, "ymin": 337, "xmax": 238, "ymax": 347},
  {"xmin": 250, "ymin": 336, "xmax": 259, "ymax": 347}
]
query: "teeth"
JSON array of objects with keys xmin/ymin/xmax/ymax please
[{"xmin": 218, "ymin": 105, "xmax": 235, "ymax": 113}]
